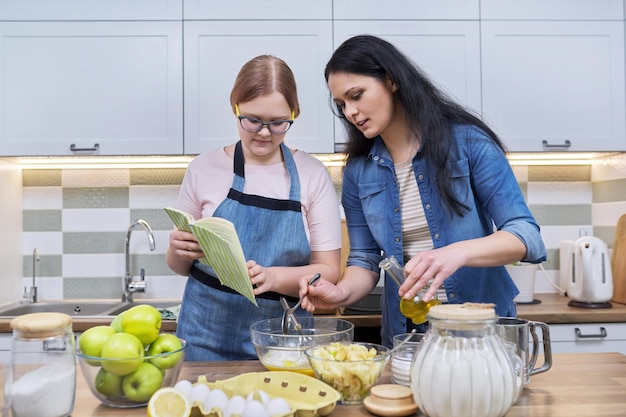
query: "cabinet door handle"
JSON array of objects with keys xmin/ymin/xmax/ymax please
[
  {"xmin": 542, "ymin": 140, "xmax": 571, "ymax": 150},
  {"xmin": 575, "ymin": 327, "xmax": 607, "ymax": 339},
  {"xmin": 70, "ymin": 143, "xmax": 100, "ymax": 152}
]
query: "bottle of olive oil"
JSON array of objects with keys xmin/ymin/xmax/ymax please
[{"xmin": 379, "ymin": 256, "xmax": 442, "ymax": 324}]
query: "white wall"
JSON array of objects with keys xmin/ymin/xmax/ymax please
[{"xmin": 0, "ymin": 159, "xmax": 22, "ymax": 305}]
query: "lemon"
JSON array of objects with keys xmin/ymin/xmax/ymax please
[{"xmin": 147, "ymin": 387, "xmax": 192, "ymax": 417}]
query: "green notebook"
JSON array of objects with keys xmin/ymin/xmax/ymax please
[{"xmin": 164, "ymin": 207, "xmax": 257, "ymax": 306}]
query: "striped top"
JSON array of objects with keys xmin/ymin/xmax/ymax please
[{"xmin": 394, "ymin": 160, "xmax": 447, "ymax": 302}]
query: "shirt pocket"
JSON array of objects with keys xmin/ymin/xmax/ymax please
[
  {"xmin": 358, "ymin": 181, "xmax": 387, "ymax": 224},
  {"xmin": 448, "ymin": 158, "xmax": 472, "ymax": 206}
]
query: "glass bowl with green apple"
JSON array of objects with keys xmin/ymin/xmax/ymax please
[{"xmin": 76, "ymin": 305, "xmax": 187, "ymax": 408}]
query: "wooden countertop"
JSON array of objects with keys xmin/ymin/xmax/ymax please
[
  {"xmin": 1, "ymin": 293, "xmax": 625, "ymax": 333},
  {"xmin": 72, "ymin": 352, "xmax": 626, "ymax": 417},
  {"xmin": 334, "ymin": 292, "xmax": 626, "ymax": 327}
]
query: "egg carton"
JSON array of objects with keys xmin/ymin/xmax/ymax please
[{"xmin": 189, "ymin": 371, "xmax": 340, "ymax": 417}]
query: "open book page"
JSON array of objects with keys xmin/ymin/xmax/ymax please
[
  {"xmin": 164, "ymin": 207, "xmax": 257, "ymax": 306},
  {"xmin": 164, "ymin": 207, "xmax": 193, "ymax": 233}
]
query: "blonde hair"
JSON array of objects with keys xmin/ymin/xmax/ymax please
[{"xmin": 229, "ymin": 55, "xmax": 300, "ymax": 118}]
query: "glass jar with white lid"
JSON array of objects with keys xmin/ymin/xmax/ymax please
[{"xmin": 10, "ymin": 312, "xmax": 76, "ymax": 417}]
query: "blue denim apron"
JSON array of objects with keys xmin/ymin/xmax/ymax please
[{"xmin": 177, "ymin": 142, "xmax": 311, "ymax": 361}]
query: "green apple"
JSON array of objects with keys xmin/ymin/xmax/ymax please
[
  {"xmin": 146, "ymin": 334, "xmax": 184, "ymax": 369},
  {"xmin": 121, "ymin": 304, "xmax": 162, "ymax": 345},
  {"xmin": 95, "ymin": 367, "xmax": 124, "ymax": 398},
  {"xmin": 122, "ymin": 362, "xmax": 164, "ymax": 403},
  {"xmin": 110, "ymin": 312, "xmax": 124, "ymax": 332},
  {"xmin": 100, "ymin": 332, "xmax": 145, "ymax": 376},
  {"xmin": 79, "ymin": 325, "xmax": 118, "ymax": 366}
]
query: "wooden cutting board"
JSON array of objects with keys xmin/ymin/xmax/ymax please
[{"xmin": 611, "ymin": 214, "xmax": 626, "ymax": 304}]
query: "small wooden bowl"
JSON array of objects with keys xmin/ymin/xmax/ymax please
[{"xmin": 363, "ymin": 384, "xmax": 419, "ymax": 417}]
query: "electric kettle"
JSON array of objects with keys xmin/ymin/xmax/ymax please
[{"xmin": 567, "ymin": 236, "xmax": 613, "ymax": 308}]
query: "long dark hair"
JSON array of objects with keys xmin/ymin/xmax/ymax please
[{"xmin": 325, "ymin": 35, "xmax": 507, "ymax": 216}]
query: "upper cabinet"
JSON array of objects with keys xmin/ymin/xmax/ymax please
[
  {"xmin": 0, "ymin": 0, "xmax": 183, "ymax": 20},
  {"xmin": 0, "ymin": 21, "xmax": 184, "ymax": 156},
  {"xmin": 333, "ymin": 0, "xmax": 479, "ymax": 20},
  {"xmin": 0, "ymin": 0, "xmax": 624, "ymax": 156},
  {"xmin": 481, "ymin": 2, "xmax": 626, "ymax": 151},
  {"xmin": 184, "ymin": 0, "xmax": 331, "ymax": 19},
  {"xmin": 480, "ymin": 0, "xmax": 623, "ymax": 20},
  {"xmin": 332, "ymin": 21, "xmax": 481, "ymax": 146},
  {"xmin": 183, "ymin": 20, "xmax": 334, "ymax": 154}
]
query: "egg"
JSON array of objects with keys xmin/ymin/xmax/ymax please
[
  {"xmin": 266, "ymin": 397, "xmax": 291, "ymax": 416},
  {"xmin": 246, "ymin": 389, "xmax": 270, "ymax": 406},
  {"xmin": 203, "ymin": 388, "xmax": 229, "ymax": 413},
  {"xmin": 188, "ymin": 383, "xmax": 211, "ymax": 404},
  {"xmin": 173, "ymin": 379, "xmax": 193, "ymax": 397},
  {"xmin": 242, "ymin": 399, "xmax": 270, "ymax": 417},
  {"xmin": 223, "ymin": 395, "xmax": 246, "ymax": 417}
]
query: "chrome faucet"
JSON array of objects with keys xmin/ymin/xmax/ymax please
[
  {"xmin": 123, "ymin": 219, "xmax": 156, "ymax": 302},
  {"xmin": 23, "ymin": 248, "xmax": 39, "ymax": 303}
]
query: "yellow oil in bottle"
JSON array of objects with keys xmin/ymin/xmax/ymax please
[
  {"xmin": 400, "ymin": 297, "xmax": 443, "ymax": 325},
  {"xmin": 380, "ymin": 255, "xmax": 442, "ymax": 324}
]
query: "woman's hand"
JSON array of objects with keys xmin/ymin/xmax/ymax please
[
  {"xmin": 298, "ymin": 276, "xmax": 345, "ymax": 312},
  {"xmin": 401, "ymin": 231, "xmax": 527, "ymax": 302},
  {"xmin": 168, "ymin": 229, "xmax": 203, "ymax": 260},
  {"xmin": 402, "ymin": 246, "xmax": 465, "ymax": 302}
]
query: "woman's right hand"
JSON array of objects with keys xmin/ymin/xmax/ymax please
[{"xmin": 298, "ymin": 276, "xmax": 344, "ymax": 312}]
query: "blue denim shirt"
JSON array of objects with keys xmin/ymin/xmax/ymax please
[{"xmin": 341, "ymin": 124, "xmax": 547, "ymax": 347}]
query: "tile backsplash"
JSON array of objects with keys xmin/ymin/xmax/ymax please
[{"xmin": 18, "ymin": 153, "xmax": 626, "ymax": 301}]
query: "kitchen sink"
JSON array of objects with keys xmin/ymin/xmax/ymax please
[
  {"xmin": 0, "ymin": 300, "xmax": 180, "ymax": 318},
  {"xmin": 0, "ymin": 301, "xmax": 122, "ymax": 317},
  {"xmin": 105, "ymin": 301, "xmax": 180, "ymax": 316}
]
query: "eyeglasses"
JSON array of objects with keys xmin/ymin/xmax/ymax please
[{"xmin": 235, "ymin": 104, "xmax": 294, "ymax": 135}]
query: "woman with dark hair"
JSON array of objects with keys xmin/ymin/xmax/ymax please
[
  {"xmin": 167, "ymin": 55, "xmax": 342, "ymax": 360},
  {"xmin": 300, "ymin": 35, "xmax": 546, "ymax": 347}
]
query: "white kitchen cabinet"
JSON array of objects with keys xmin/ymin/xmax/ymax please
[
  {"xmin": 333, "ymin": 0, "xmax": 479, "ymax": 20},
  {"xmin": 183, "ymin": 20, "xmax": 334, "ymax": 155},
  {"xmin": 332, "ymin": 21, "xmax": 481, "ymax": 147},
  {"xmin": 183, "ymin": 0, "xmax": 332, "ymax": 20},
  {"xmin": 0, "ymin": 22, "xmax": 183, "ymax": 156},
  {"xmin": 0, "ymin": 334, "xmax": 10, "ymax": 362},
  {"xmin": 548, "ymin": 322, "xmax": 626, "ymax": 354},
  {"xmin": 481, "ymin": 21, "xmax": 626, "ymax": 152},
  {"xmin": 0, "ymin": 0, "xmax": 182, "ymax": 21},
  {"xmin": 481, "ymin": 0, "xmax": 623, "ymax": 21}
]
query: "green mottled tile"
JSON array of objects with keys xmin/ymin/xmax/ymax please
[
  {"xmin": 130, "ymin": 209, "xmax": 173, "ymax": 231},
  {"xmin": 23, "ymin": 255, "xmax": 62, "ymax": 277},
  {"xmin": 22, "ymin": 170, "xmax": 62, "ymax": 187},
  {"xmin": 545, "ymin": 248, "xmax": 559, "ymax": 270},
  {"xmin": 63, "ymin": 277, "xmax": 120, "ymax": 299},
  {"xmin": 592, "ymin": 179, "xmax": 626, "ymax": 203},
  {"xmin": 130, "ymin": 169, "xmax": 186, "ymax": 185},
  {"xmin": 23, "ymin": 210, "xmax": 62, "ymax": 232},
  {"xmin": 528, "ymin": 204, "xmax": 591, "ymax": 226},
  {"xmin": 63, "ymin": 187, "xmax": 129, "ymax": 209},
  {"xmin": 131, "ymin": 254, "xmax": 170, "ymax": 276},
  {"xmin": 64, "ymin": 232, "xmax": 123, "ymax": 254},
  {"xmin": 593, "ymin": 226, "xmax": 617, "ymax": 248},
  {"xmin": 528, "ymin": 165, "xmax": 590, "ymax": 182}
]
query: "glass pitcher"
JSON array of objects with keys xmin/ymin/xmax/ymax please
[{"xmin": 410, "ymin": 304, "xmax": 520, "ymax": 417}]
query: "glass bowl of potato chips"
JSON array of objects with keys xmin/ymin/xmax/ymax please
[{"xmin": 305, "ymin": 342, "xmax": 391, "ymax": 404}]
